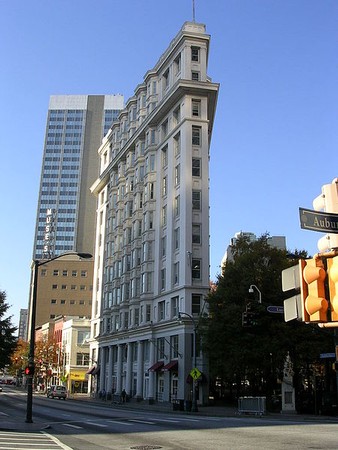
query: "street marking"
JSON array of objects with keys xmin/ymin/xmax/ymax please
[
  {"xmin": 0, "ymin": 412, "xmax": 9, "ymax": 416},
  {"xmin": 128, "ymin": 419, "xmax": 155, "ymax": 425},
  {"xmin": 63, "ymin": 423, "xmax": 83, "ymax": 429},
  {"xmin": 107, "ymin": 420, "xmax": 134, "ymax": 426},
  {"xmin": 86, "ymin": 421, "xmax": 108, "ymax": 427}
]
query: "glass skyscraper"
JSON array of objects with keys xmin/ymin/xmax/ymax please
[{"xmin": 33, "ymin": 94, "xmax": 124, "ymax": 260}]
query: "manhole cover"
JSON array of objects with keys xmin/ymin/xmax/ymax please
[{"xmin": 130, "ymin": 446, "xmax": 162, "ymax": 450}]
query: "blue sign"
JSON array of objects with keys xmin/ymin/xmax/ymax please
[{"xmin": 267, "ymin": 305, "xmax": 284, "ymax": 314}]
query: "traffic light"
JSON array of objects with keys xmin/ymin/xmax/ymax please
[
  {"xmin": 313, "ymin": 178, "xmax": 338, "ymax": 252},
  {"xmin": 327, "ymin": 255, "xmax": 338, "ymax": 322},
  {"xmin": 24, "ymin": 363, "xmax": 35, "ymax": 376},
  {"xmin": 299, "ymin": 258, "xmax": 328, "ymax": 322}
]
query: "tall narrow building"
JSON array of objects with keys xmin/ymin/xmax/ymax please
[
  {"xmin": 33, "ymin": 95, "xmax": 124, "ymax": 259},
  {"xmin": 28, "ymin": 95, "xmax": 124, "ymax": 334},
  {"xmin": 89, "ymin": 22, "xmax": 219, "ymax": 406}
]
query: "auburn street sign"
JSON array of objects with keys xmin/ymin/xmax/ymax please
[{"xmin": 299, "ymin": 208, "xmax": 338, "ymax": 234}]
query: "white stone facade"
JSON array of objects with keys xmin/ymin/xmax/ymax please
[{"xmin": 89, "ymin": 22, "xmax": 219, "ymax": 405}]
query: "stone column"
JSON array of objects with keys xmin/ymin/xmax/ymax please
[
  {"xmin": 99, "ymin": 346, "xmax": 106, "ymax": 394},
  {"xmin": 148, "ymin": 339, "xmax": 156, "ymax": 402},
  {"xmin": 125, "ymin": 342, "xmax": 132, "ymax": 396},
  {"xmin": 116, "ymin": 344, "xmax": 123, "ymax": 394},
  {"xmin": 136, "ymin": 340, "xmax": 144, "ymax": 400},
  {"xmin": 106, "ymin": 345, "xmax": 113, "ymax": 394}
]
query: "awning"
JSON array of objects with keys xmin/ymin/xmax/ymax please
[
  {"xmin": 163, "ymin": 360, "xmax": 178, "ymax": 372},
  {"xmin": 92, "ymin": 366, "xmax": 100, "ymax": 376},
  {"xmin": 148, "ymin": 361, "xmax": 164, "ymax": 372},
  {"xmin": 86, "ymin": 365, "xmax": 96, "ymax": 375}
]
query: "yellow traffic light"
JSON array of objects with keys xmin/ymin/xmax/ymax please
[
  {"xmin": 327, "ymin": 255, "xmax": 338, "ymax": 322},
  {"xmin": 299, "ymin": 258, "xmax": 328, "ymax": 322}
]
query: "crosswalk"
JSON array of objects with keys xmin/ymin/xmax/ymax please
[{"xmin": 0, "ymin": 431, "xmax": 73, "ymax": 450}]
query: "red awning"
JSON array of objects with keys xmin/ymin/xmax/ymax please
[
  {"xmin": 163, "ymin": 360, "xmax": 178, "ymax": 372},
  {"xmin": 148, "ymin": 361, "xmax": 164, "ymax": 372}
]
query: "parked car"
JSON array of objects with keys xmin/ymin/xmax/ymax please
[{"xmin": 47, "ymin": 385, "xmax": 67, "ymax": 400}]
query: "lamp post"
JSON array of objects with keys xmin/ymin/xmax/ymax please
[
  {"xmin": 178, "ymin": 311, "xmax": 198, "ymax": 412},
  {"xmin": 25, "ymin": 251, "xmax": 92, "ymax": 423},
  {"xmin": 248, "ymin": 284, "xmax": 262, "ymax": 304}
]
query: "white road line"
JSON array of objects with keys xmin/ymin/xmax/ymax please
[
  {"xmin": 0, "ymin": 412, "xmax": 9, "ymax": 416},
  {"xmin": 63, "ymin": 423, "xmax": 83, "ymax": 429},
  {"xmin": 107, "ymin": 420, "xmax": 134, "ymax": 426},
  {"xmin": 86, "ymin": 421, "xmax": 108, "ymax": 427},
  {"xmin": 128, "ymin": 419, "xmax": 155, "ymax": 425},
  {"xmin": 42, "ymin": 431, "xmax": 74, "ymax": 450}
]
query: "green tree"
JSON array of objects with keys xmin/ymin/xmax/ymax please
[
  {"xmin": 0, "ymin": 291, "xmax": 17, "ymax": 369},
  {"xmin": 200, "ymin": 234, "xmax": 333, "ymax": 406}
]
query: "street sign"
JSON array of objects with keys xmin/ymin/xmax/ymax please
[
  {"xmin": 299, "ymin": 208, "xmax": 338, "ymax": 234},
  {"xmin": 267, "ymin": 305, "xmax": 284, "ymax": 314},
  {"xmin": 190, "ymin": 367, "xmax": 201, "ymax": 380}
]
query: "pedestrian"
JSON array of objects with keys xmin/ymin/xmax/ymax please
[{"xmin": 121, "ymin": 389, "xmax": 126, "ymax": 403}]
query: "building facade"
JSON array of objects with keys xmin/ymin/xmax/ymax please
[
  {"xmin": 28, "ymin": 95, "xmax": 123, "ymax": 339},
  {"xmin": 89, "ymin": 22, "xmax": 219, "ymax": 405}
]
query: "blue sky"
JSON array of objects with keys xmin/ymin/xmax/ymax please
[{"xmin": 1, "ymin": 0, "xmax": 337, "ymax": 328}]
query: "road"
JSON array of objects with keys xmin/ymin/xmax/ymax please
[{"xmin": 1, "ymin": 387, "xmax": 338, "ymax": 449}]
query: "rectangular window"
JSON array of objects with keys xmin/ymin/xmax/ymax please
[
  {"xmin": 53, "ymin": 270, "xmax": 59, "ymax": 276},
  {"xmin": 171, "ymin": 335, "xmax": 179, "ymax": 359},
  {"xmin": 146, "ymin": 304, "xmax": 151, "ymax": 322},
  {"xmin": 192, "ymin": 71, "xmax": 200, "ymax": 81},
  {"xmin": 163, "ymin": 69, "xmax": 169, "ymax": 90},
  {"xmin": 192, "ymin": 259, "xmax": 201, "ymax": 279},
  {"xmin": 174, "ymin": 54, "xmax": 181, "ymax": 75},
  {"xmin": 192, "ymin": 294, "xmax": 202, "ymax": 315},
  {"xmin": 192, "ymin": 126, "xmax": 201, "ymax": 146},
  {"xmin": 62, "ymin": 270, "xmax": 68, "ymax": 277},
  {"xmin": 162, "ymin": 176, "xmax": 167, "ymax": 196},
  {"xmin": 191, "ymin": 46, "xmax": 200, "ymax": 62},
  {"xmin": 162, "ymin": 235, "xmax": 167, "ymax": 258},
  {"xmin": 173, "ymin": 106, "xmax": 180, "ymax": 124},
  {"xmin": 192, "ymin": 99, "xmax": 201, "ymax": 117},
  {"xmin": 162, "ymin": 145, "xmax": 168, "ymax": 167},
  {"xmin": 72, "ymin": 270, "xmax": 77, "ymax": 277},
  {"xmin": 162, "ymin": 119, "xmax": 168, "ymax": 137},
  {"xmin": 174, "ymin": 195, "xmax": 180, "ymax": 218},
  {"xmin": 192, "ymin": 191, "xmax": 201, "ymax": 210},
  {"xmin": 157, "ymin": 337, "xmax": 165, "ymax": 359},
  {"xmin": 174, "ymin": 132, "xmax": 181, "ymax": 157},
  {"xmin": 81, "ymin": 270, "xmax": 87, "ymax": 277},
  {"xmin": 173, "ymin": 262, "xmax": 179, "ymax": 285},
  {"xmin": 171, "ymin": 296, "xmax": 179, "ymax": 318},
  {"xmin": 162, "ymin": 205, "xmax": 167, "ymax": 226},
  {"xmin": 161, "ymin": 269, "xmax": 166, "ymax": 291},
  {"xmin": 192, "ymin": 224, "xmax": 201, "ymax": 244},
  {"xmin": 158, "ymin": 300, "xmax": 165, "ymax": 321},
  {"xmin": 51, "ymin": 299, "xmax": 57, "ymax": 304},
  {"xmin": 175, "ymin": 164, "xmax": 180, "ymax": 186},
  {"xmin": 192, "ymin": 158, "xmax": 201, "ymax": 177},
  {"xmin": 174, "ymin": 227, "xmax": 180, "ymax": 250}
]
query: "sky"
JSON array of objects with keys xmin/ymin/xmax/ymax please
[{"xmin": 1, "ymin": 0, "xmax": 337, "ymax": 329}]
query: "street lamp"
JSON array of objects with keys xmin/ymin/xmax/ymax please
[
  {"xmin": 178, "ymin": 311, "xmax": 198, "ymax": 412},
  {"xmin": 248, "ymin": 284, "xmax": 262, "ymax": 304},
  {"xmin": 26, "ymin": 251, "xmax": 92, "ymax": 423}
]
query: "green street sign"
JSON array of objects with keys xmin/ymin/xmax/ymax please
[{"xmin": 190, "ymin": 367, "xmax": 201, "ymax": 380}]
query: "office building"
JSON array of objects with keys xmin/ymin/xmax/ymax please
[
  {"xmin": 89, "ymin": 22, "xmax": 219, "ymax": 405},
  {"xmin": 28, "ymin": 95, "xmax": 123, "ymax": 336}
]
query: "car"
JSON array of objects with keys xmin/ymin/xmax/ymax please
[
  {"xmin": 47, "ymin": 385, "xmax": 67, "ymax": 400},
  {"xmin": 0, "ymin": 386, "xmax": 2, "ymax": 392}
]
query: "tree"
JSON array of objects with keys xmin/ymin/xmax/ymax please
[
  {"xmin": 200, "ymin": 234, "xmax": 333, "ymax": 408},
  {"xmin": 0, "ymin": 291, "xmax": 17, "ymax": 370}
]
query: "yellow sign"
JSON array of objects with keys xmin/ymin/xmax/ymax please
[
  {"xmin": 68, "ymin": 370, "xmax": 87, "ymax": 381},
  {"xmin": 190, "ymin": 367, "xmax": 201, "ymax": 380}
]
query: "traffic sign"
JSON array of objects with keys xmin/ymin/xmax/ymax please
[
  {"xmin": 190, "ymin": 367, "xmax": 201, "ymax": 380},
  {"xmin": 267, "ymin": 305, "xmax": 284, "ymax": 314}
]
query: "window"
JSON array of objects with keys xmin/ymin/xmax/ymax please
[
  {"xmin": 162, "ymin": 176, "xmax": 167, "ymax": 196},
  {"xmin": 171, "ymin": 335, "xmax": 179, "ymax": 358},
  {"xmin": 51, "ymin": 299, "xmax": 57, "ymax": 304},
  {"xmin": 174, "ymin": 132, "xmax": 180, "ymax": 156},
  {"xmin": 162, "ymin": 119, "xmax": 168, "ymax": 137},
  {"xmin": 158, "ymin": 300, "xmax": 165, "ymax": 321},
  {"xmin": 192, "ymin": 224, "xmax": 201, "ymax": 244},
  {"xmin": 60, "ymin": 299, "xmax": 66, "ymax": 304},
  {"xmin": 173, "ymin": 106, "xmax": 180, "ymax": 124},
  {"xmin": 192, "ymin": 294, "xmax": 202, "ymax": 314},
  {"xmin": 161, "ymin": 269, "xmax": 166, "ymax": 291},
  {"xmin": 174, "ymin": 227, "xmax": 180, "ymax": 250},
  {"xmin": 162, "ymin": 235, "xmax": 167, "ymax": 258},
  {"xmin": 192, "ymin": 158, "xmax": 201, "ymax": 177},
  {"xmin": 162, "ymin": 205, "xmax": 167, "ymax": 226},
  {"xmin": 192, "ymin": 191, "xmax": 201, "ymax": 210},
  {"xmin": 61, "ymin": 284, "xmax": 67, "ymax": 290},
  {"xmin": 53, "ymin": 270, "xmax": 59, "ymax": 276},
  {"xmin": 174, "ymin": 195, "xmax": 180, "ymax": 218},
  {"xmin": 146, "ymin": 304, "xmax": 151, "ymax": 322},
  {"xmin": 192, "ymin": 259, "xmax": 201, "ymax": 279},
  {"xmin": 72, "ymin": 270, "xmax": 77, "ymax": 277},
  {"xmin": 80, "ymin": 285, "xmax": 86, "ymax": 291},
  {"xmin": 52, "ymin": 284, "xmax": 57, "ymax": 290},
  {"xmin": 41, "ymin": 269, "xmax": 47, "ymax": 276},
  {"xmin": 81, "ymin": 270, "xmax": 87, "ymax": 277},
  {"xmin": 192, "ymin": 99, "xmax": 201, "ymax": 117},
  {"xmin": 70, "ymin": 300, "xmax": 75, "ymax": 305},
  {"xmin": 157, "ymin": 337, "xmax": 165, "ymax": 359},
  {"xmin": 71, "ymin": 285, "xmax": 76, "ymax": 290},
  {"xmin": 163, "ymin": 69, "xmax": 169, "ymax": 90},
  {"xmin": 173, "ymin": 262, "xmax": 179, "ymax": 285},
  {"xmin": 162, "ymin": 145, "xmax": 168, "ymax": 167},
  {"xmin": 171, "ymin": 296, "xmax": 179, "ymax": 318},
  {"xmin": 191, "ymin": 46, "xmax": 200, "ymax": 62},
  {"xmin": 174, "ymin": 164, "xmax": 180, "ymax": 186},
  {"xmin": 192, "ymin": 71, "xmax": 200, "ymax": 81},
  {"xmin": 62, "ymin": 270, "xmax": 68, "ymax": 277},
  {"xmin": 174, "ymin": 53, "xmax": 181, "ymax": 75},
  {"xmin": 76, "ymin": 353, "xmax": 89, "ymax": 365},
  {"xmin": 192, "ymin": 126, "xmax": 201, "ymax": 146}
]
